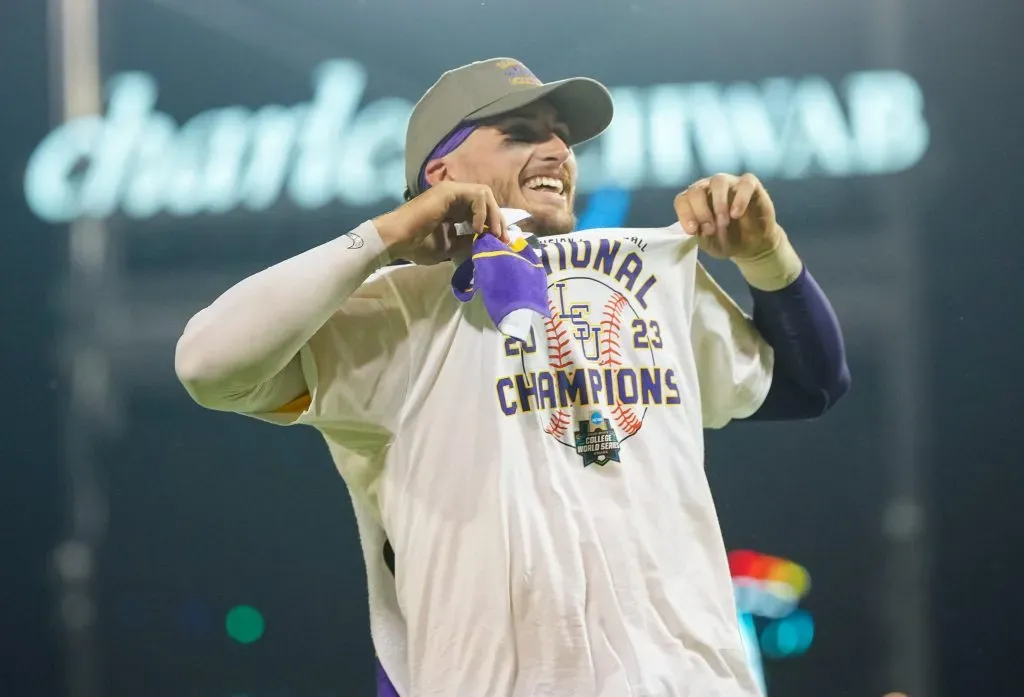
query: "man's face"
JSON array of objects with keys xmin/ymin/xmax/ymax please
[{"xmin": 424, "ymin": 101, "xmax": 578, "ymax": 236}]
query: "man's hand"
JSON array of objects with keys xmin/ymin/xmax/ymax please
[
  {"xmin": 673, "ymin": 173, "xmax": 782, "ymax": 260},
  {"xmin": 373, "ymin": 182, "xmax": 510, "ymax": 265}
]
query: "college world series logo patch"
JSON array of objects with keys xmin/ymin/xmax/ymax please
[
  {"xmin": 495, "ymin": 237, "xmax": 683, "ymax": 468},
  {"xmin": 574, "ymin": 412, "xmax": 620, "ymax": 467}
]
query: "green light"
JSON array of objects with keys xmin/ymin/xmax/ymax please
[{"xmin": 225, "ymin": 605, "xmax": 264, "ymax": 644}]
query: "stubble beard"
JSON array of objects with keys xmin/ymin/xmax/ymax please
[
  {"xmin": 488, "ymin": 179, "xmax": 576, "ymax": 237},
  {"xmin": 525, "ymin": 212, "xmax": 576, "ymax": 237}
]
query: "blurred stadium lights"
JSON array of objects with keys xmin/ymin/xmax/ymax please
[
  {"xmin": 225, "ymin": 605, "xmax": 266, "ymax": 645},
  {"xmin": 731, "ymin": 551, "xmax": 817, "ymax": 696}
]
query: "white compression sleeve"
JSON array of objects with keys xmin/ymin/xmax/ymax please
[{"xmin": 174, "ymin": 221, "xmax": 390, "ymax": 412}]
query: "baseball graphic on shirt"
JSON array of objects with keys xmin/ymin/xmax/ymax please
[{"xmin": 527, "ymin": 277, "xmax": 663, "ymax": 452}]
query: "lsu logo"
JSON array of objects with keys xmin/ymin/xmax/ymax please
[
  {"xmin": 550, "ymin": 281, "xmax": 663, "ymax": 364},
  {"xmin": 553, "ymin": 283, "xmax": 601, "ymax": 362}
]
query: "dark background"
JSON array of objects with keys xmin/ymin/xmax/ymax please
[{"xmin": 2, "ymin": 0, "xmax": 1022, "ymax": 696}]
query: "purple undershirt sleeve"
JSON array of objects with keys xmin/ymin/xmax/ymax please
[{"xmin": 745, "ymin": 267, "xmax": 851, "ymax": 421}]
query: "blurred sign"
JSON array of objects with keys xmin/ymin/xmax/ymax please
[{"xmin": 25, "ymin": 59, "xmax": 930, "ymax": 223}]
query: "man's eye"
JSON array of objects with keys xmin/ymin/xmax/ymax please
[
  {"xmin": 505, "ymin": 128, "xmax": 534, "ymax": 142},
  {"xmin": 504, "ymin": 126, "xmax": 570, "ymax": 143}
]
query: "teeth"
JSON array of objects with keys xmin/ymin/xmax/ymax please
[{"xmin": 524, "ymin": 176, "xmax": 564, "ymax": 194}]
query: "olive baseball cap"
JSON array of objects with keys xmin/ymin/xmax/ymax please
[{"xmin": 404, "ymin": 57, "xmax": 615, "ymax": 197}]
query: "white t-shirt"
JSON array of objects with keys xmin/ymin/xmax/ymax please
[{"xmin": 281, "ymin": 223, "xmax": 773, "ymax": 697}]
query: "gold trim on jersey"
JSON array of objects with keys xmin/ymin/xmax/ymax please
[{"xmin": 275, "ymin": 392, "xmax": 311, "ymax": 414}]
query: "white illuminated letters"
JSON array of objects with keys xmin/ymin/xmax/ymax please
[
  {"xmin": 846, "ymin": 70, "xmax": 930, "ymax": 174},
  {"xmin": 24, "ymin": 60, "xmax": 930, "ymax": 223}
]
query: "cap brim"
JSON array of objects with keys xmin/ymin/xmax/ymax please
[{"xmin": 466, "ymin": 77, "xmax": 614, "ymax": 147}]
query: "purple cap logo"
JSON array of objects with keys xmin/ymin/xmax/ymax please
[{"xmin": 495, "ymin": 59, "xmax": 541, "ymax": 86}]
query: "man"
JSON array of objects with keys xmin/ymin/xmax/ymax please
[{"xmin": 175, "ymin": 58, "xmax": 849, "ymax": 697}]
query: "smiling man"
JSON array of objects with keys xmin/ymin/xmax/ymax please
[
  {"xmin": 175, "ymin": 58, "xmax": 850, "ymax": 697},
  {"xmin": 416, "ymin": 101, "xmax": 580, "ymax": 227},
  {"xmin": 400, "ymin": 57, "xmax": 609, "ymax": 235}
]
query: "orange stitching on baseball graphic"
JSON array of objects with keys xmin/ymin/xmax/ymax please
[
  {"xmin": 546, "ymin": 410, "xmax": 572, "ymax": 438},
  {"xmin": 599, "ymin": 294, "xmax": 628, "ymax": 368},
  {"xmin": 600, "ymin": 293, "xmax": 642, "ymax": 436},
  {"xmin": 545, "ymin": 297, "xmax": 573, "ymax": 370},
  {"xmin": 611, "ymin": 403, "xmax": 642, "ymax": 435},
  {"xmin": 545, "ymin": 297, "xmax": 572, "ymax": 438}
]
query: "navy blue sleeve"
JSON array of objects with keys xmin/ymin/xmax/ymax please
[{"xmin": 744, "ymin": 267, "xmax": 851, "ymax": 421}]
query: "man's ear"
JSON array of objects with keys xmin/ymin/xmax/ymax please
[{"xmin": 423, "ymin": 159, "xmax": 450, "ymax": 189}]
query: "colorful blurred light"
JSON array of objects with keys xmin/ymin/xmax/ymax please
[
  {"xmin": 760, "ymin": 609, "xmax": 815, "ymax": 659},
  {"xmin": 729, "ymin": 550, "xmax": 811, "ymax": 599},
  {"xmin": 728, "ymin": 549, "xmax": 759, "ymax": 578},
  {"xmin": 225, "ymin": 605, "xmax": 265, "ymax": 644},
  {"xmin": 728, "ymin": 550, "xmax": 815, "ymax": 664}
]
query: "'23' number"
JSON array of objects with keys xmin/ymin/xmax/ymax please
[
  {"xmin": 632, "ymin": 319, "xmax": 663, "ymax": 350},
  {"xmin": 507, "ymin": 320, "xmax": 663, "ymax": 354}
]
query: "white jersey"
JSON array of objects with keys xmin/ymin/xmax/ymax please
[{"xmin": 276, "ymin": 223, "xmax": 772, "ymax": 697}]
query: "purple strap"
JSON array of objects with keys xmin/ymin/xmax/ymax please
[
  {"xmin": 418, "ymin": 122, "xmax": 477, "ymax": 192},
  {"xmin": 747, "ymin": 267, "xmax": 851, "ymax": 420}
]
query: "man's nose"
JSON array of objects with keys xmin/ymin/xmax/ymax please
[{"xmin": 537, "ymin": 133, "xmax": 571, "ymax": 163}]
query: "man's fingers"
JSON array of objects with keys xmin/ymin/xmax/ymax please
[
  {"xmin": 674, "ymin": 179, "xmax": 715, "ymax": 235},
  {"xmin": 471, "ymin": 189, "xmax": 489, "ymax": 235},
  {"xmin": 730, "ymin": 174, "xmax": 759, "ymax": 218},
  {"xmin": 687, "ymin": 186, "xmax": 715, "ymax": 236},
  {"xmin": 673, "ymin": 193, "xmax": 699, "ymax": 235},
  {"xmin": 487, "ymin": 190, "xmax": 509, "ymax": 244},
  {"xmin": 485, "ymin": 204, "xmax": 504, "ymax": 244},
  {"xmin": 708, "ymin": 175, "xmax": 732, "ymax": 229},
  {"xmin": 454, "ymin": 184, "xmax": 507, "ymax": 241}
]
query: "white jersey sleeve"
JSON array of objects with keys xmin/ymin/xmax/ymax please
[
  {"xmin": 690, "ymin": 261, "xmax": 774, "ymax": 429},
  {"xmin": 278, "ymin": 264, "xmax": 439, "ymax": 433},
  {"xmin": 176, "ymin": 220, "xmax": 430, "ymax": 434}
]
